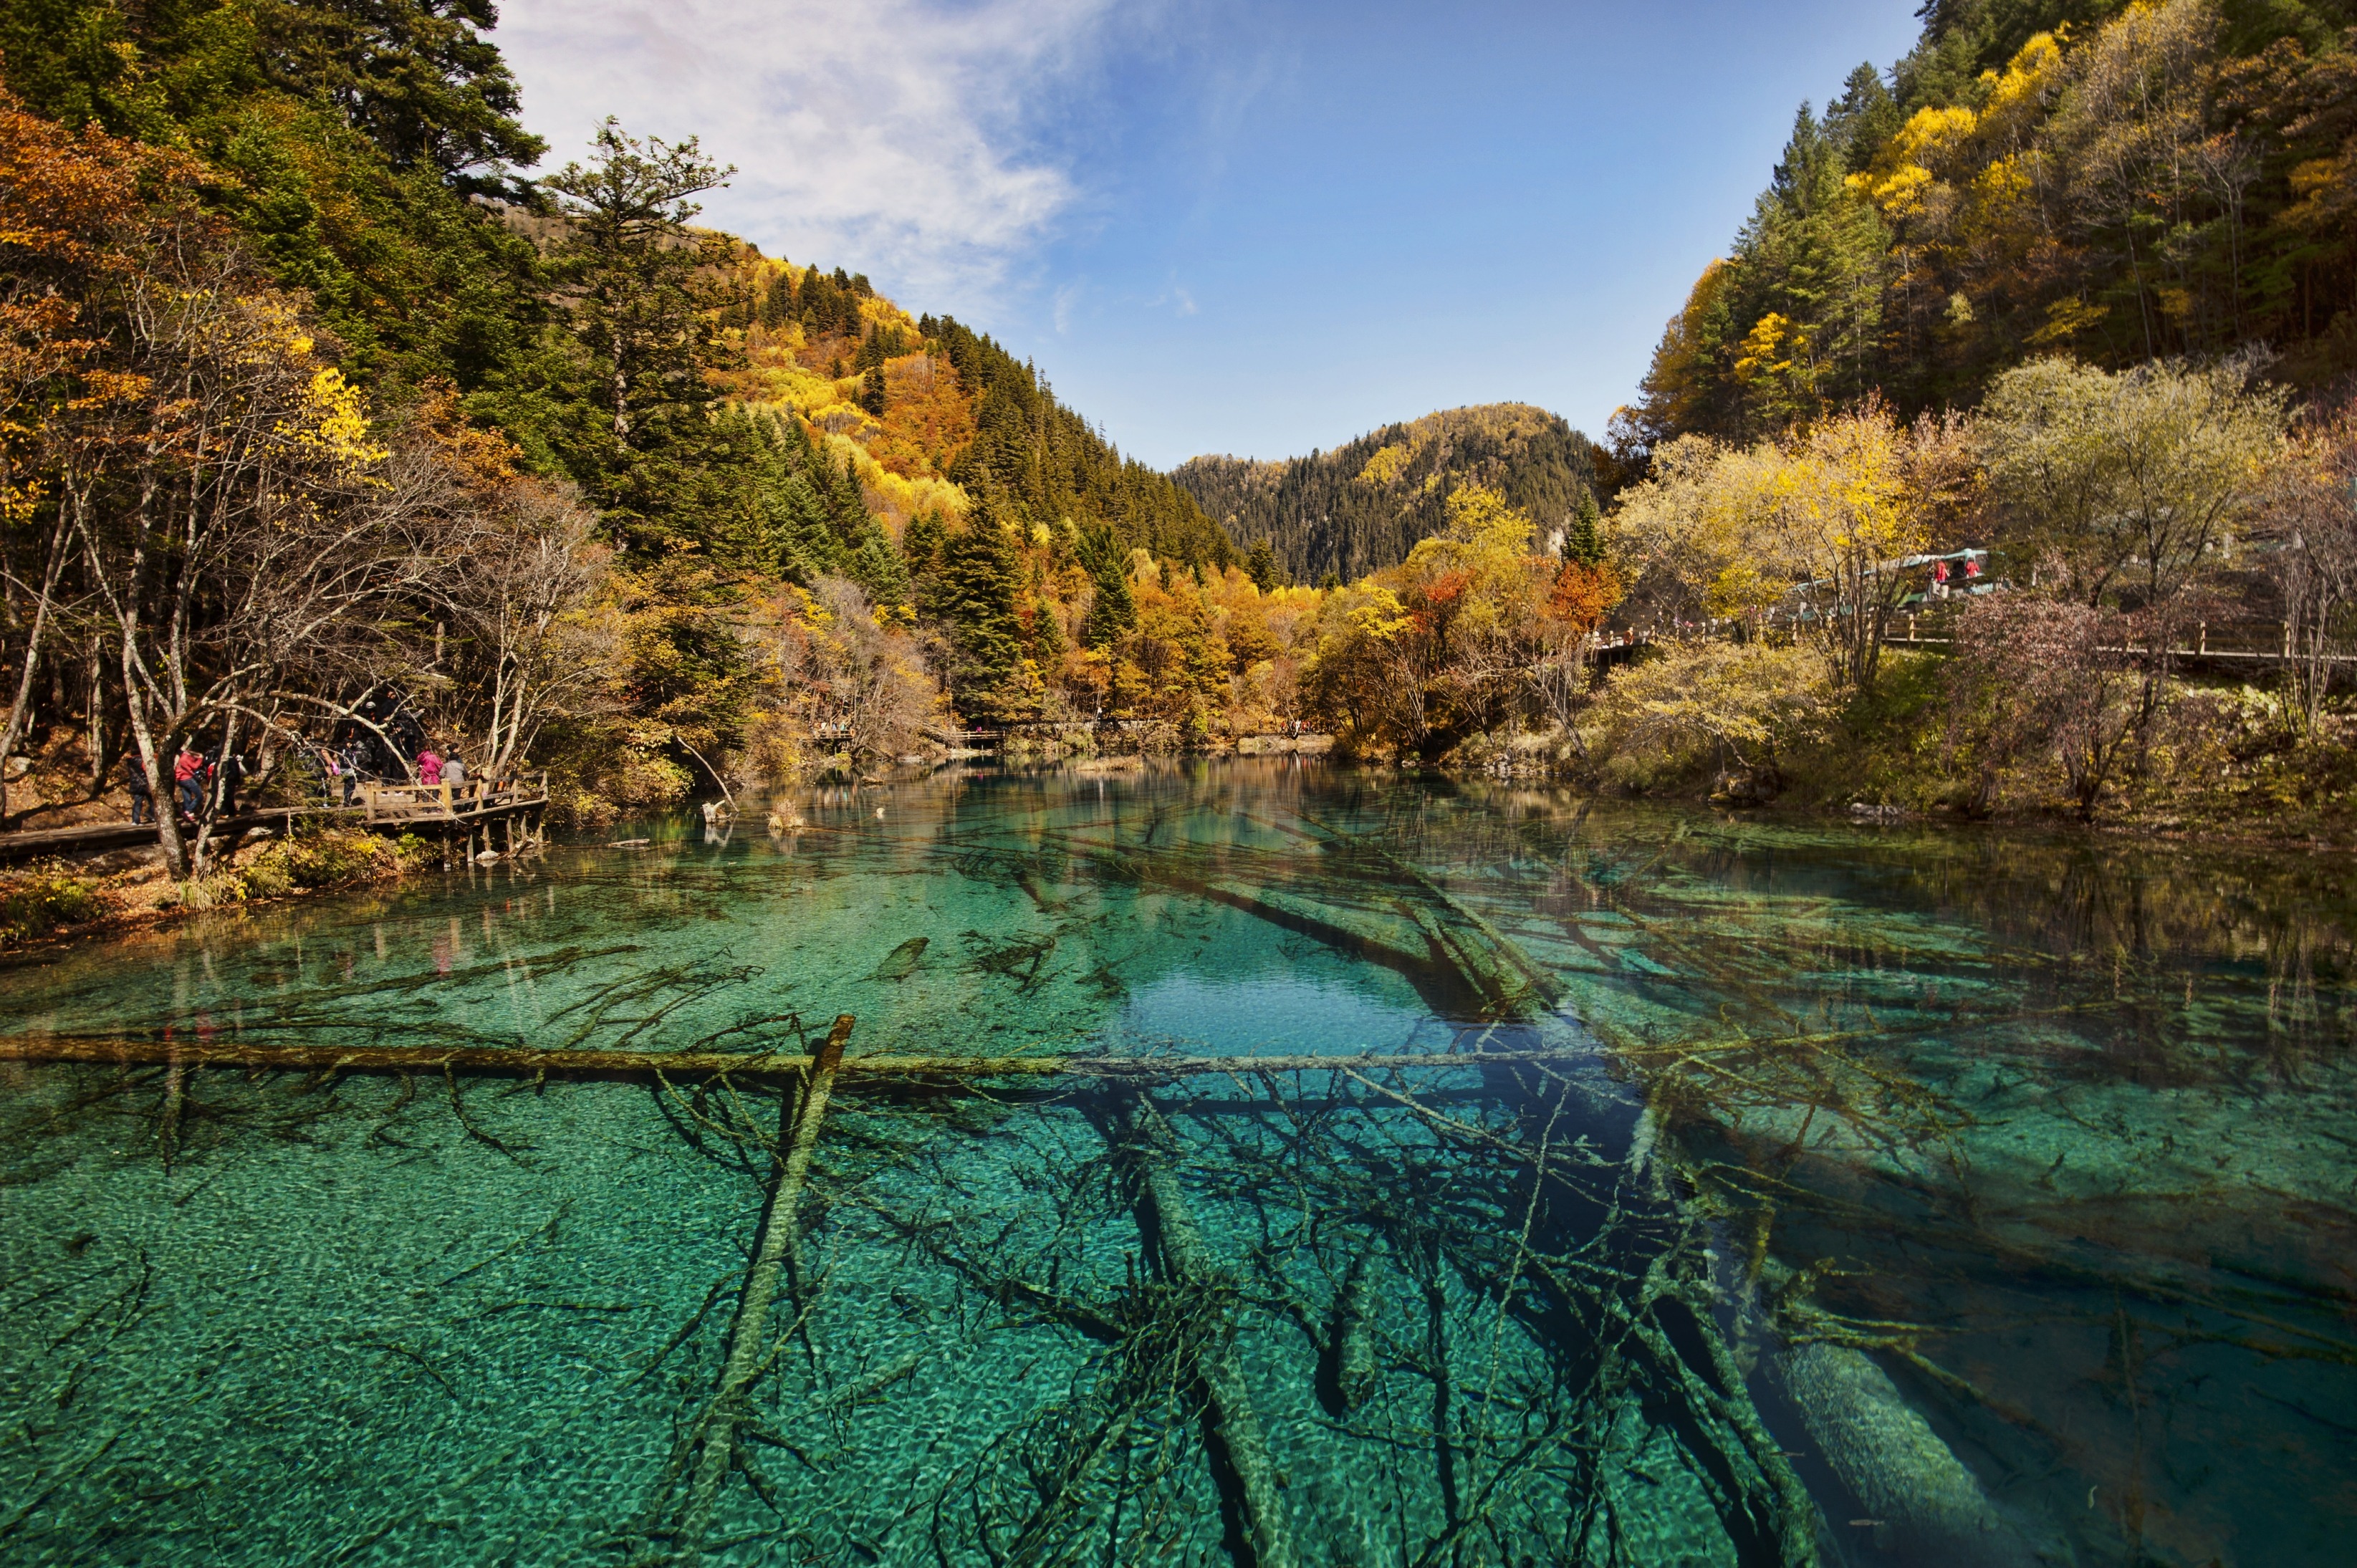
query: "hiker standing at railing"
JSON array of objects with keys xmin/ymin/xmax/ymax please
[{"xmin": 417, "ymin": 748, "xmax": 443, "ymax": 787}]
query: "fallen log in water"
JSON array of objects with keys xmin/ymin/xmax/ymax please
[
  {"xmin": 1112, "ymin": 1095, "xmax": 1301, "ymax": 1568},
  {"xmin": 0, "ymin": 1036, "xmax": 1594, "ymax": 1082},
  {"xmin": 674, "ymin": 1013, "xmax": 853, "ymax": 1562}
]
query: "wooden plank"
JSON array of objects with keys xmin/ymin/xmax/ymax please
[{"xmin": 0, "ymin": 807, "xmax": 362, "ymax": 864}]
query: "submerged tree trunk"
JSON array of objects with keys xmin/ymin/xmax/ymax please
[{"xmin": 675, "ymin": 1014, "xmax": 853, "ymax": 1561}]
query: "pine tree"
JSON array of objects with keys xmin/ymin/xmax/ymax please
[
  {"xmin": 1567, "ymin": 491, "xmax": 1604, "ymax": 567},
  {"xmin": 1075, "ymin": 520, "xmax": 1135, "ymax": 648},
  {"xmin": 1030, "ymin": 596, "xmax": 1066, "ymax": 665},
  {"xmin": 759, "ymin": 266, "xmax": 794, "ymax": 328},
  {"xmin": 540, "ymin": 119, "xmax": 736, "ymax": 549},
  {"xmin": 937, "ymin": 504, "xmax": 1024, "ymax": 715},
  {"xmin": 1823, "ymin": 63, "xmax": 1901, "ymax": 173},
  {"xmin": 859, "ymin": 364, "xmax": 887, "ymax": 416},
  {"xmin": 1245, "ymin": 538, "xmax": 1282, "ymax": 591}
]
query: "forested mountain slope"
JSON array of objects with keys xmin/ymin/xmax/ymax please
[
  {"xmin": 1626, "ymin": 0, "xmax": 2357, "ymax": 452},
  {"xmin": 0, "ymin": 0, "xmax": 1251, "ymax": 850},
  {"xmin": 0, "ymin": 0, "xmax": 1228, "ymax": 577},
  {"xmin": 1173, "ymin": 404, "xmax": 1603, "ymax": 584}
]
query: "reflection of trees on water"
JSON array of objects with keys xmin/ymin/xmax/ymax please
[
  {"xmin": 1413, "ymin": 783, "xmax": 2357, "ymax": 1567},
  {"xmin": 1, "ymin": 764, "xmax": 2350, "ymax": 1564}
]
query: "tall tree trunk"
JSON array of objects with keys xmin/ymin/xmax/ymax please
[{"xmin": 0, "ymin": 509, "xmax": 74, "ymax": 822}]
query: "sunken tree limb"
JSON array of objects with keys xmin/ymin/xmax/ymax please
[
  {"xmin": 1115, "ymin": 1095, "xmax": 1301, "ymax": 1568},
  {"xmin": 0, "ymin": 1036, "xmax": 1592, "ymax": 1083},
  {"xmin": 675, "ymin": 1012, "xmax": 853, "ymax": 1560}
]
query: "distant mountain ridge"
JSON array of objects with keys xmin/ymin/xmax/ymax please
[{"xmin": 1171, "ymin": 404, "xmax": 1603, "ymax": 584}]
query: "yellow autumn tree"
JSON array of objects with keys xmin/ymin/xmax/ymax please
[{"xmin": 1610, "ymin": 404, "xmax": 1971, "ymax": 690}]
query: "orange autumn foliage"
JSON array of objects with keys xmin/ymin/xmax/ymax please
[{"xmin": 1545, "ymin": 561, "xmax": 1623, "ymax": 632}]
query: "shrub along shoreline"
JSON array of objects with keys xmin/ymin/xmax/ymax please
[{"xmin": 0, "ymin": 825, "xmax": 436, "ymax": 952}]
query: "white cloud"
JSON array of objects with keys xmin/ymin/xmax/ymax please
[{"xmin": 494, "ymin": 0, "xmax": 1118, "ymax": 305}]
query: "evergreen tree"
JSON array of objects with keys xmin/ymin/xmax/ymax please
[
  {"xmin": 859, "ymin": 364, "xmax": 887, "ymax": 416},
  {"xmin": 1030, "ymin": 596, "xmax": 1066, "ymax": 665},
  {"xmin": 1075, "ymin": 521, "xmax": 1135, "ymax": 648},
  {"xmin": 1567, "ymin": 491, "xmax": 1605, "ymax": 568},
  {"xmin": 540, "ymin": 119, "xmax": 736, "ymax": 549},
  {"xmin": 1823, "ymin": 62, "xmax": 1901, "ymax": 172},
  {"xmin": 798, "ymin": 266, "xmax": 831, "ymax": 330},
  {"xmin": 1245, "ymin": 537, "xmax": 1282, "ymax": 591},
  {"xmin": 936, "ymin": 504, "xmax": 1024, "ymax": 713},
  {"xmin": 256, "ymin": 0, "xmax": 547, "ymax": 187},
  {"xmin": 903, "ymin": 509, "xmax": 947, "ymax": 589},
  {"xmin": 759, "ymin": 266, "xmax": 794, "ymax": 328}
]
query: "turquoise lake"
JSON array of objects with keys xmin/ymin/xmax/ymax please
[{"xmin": 0, "ymin": 759, "xmax": 2349, "ymax": 1567}]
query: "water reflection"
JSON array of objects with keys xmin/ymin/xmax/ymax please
[{"xmin": 0, "ymin": 761, "xmax": 2346, "ymax": 1566}]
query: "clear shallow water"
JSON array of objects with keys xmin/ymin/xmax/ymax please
[{"xmin": 0, "ymin": 761, "xmax": 2349, "ymax": 1567}]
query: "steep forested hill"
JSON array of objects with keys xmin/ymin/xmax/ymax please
[
  {"xmin": 1173, "ymin": 404, "xmax": 1603, "ymax": 584},
  {"xmin": 1626, "ymin": 0, "xmax": 2357, "ymax": 454},
  {"xmin": 0, "ymin": 0, "xmax": 1243, "ymax": 827},
  {"xmin": 1, "ymin": 0, "xmax": 1229, "ymax": 574}
]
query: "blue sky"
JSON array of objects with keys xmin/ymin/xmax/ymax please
[{"xmin": 496, "ymin": 0, "xmax": 1925, "ymax": 466}]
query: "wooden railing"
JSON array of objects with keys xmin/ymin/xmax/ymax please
[{"xmin": 360, "ymin": 771, "xmax": 548, "ymax": 824}]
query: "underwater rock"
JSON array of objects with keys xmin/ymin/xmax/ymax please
[
  {"xmin": 867, "ymin": 936, "xmax": 928, "ymax": 981},
  {"xmin": 1777, "ymin": 1342, "xmax": 2061, "ymax": 1567}
]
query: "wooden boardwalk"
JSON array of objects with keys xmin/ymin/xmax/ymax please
[{"xmin": 0, "ymin": 772, "xmax": 549, "ymax": 865}]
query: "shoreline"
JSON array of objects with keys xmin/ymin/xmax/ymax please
[{"xmin": 6, "ymin": 759, "xmax": 2340, "ymax": 961}]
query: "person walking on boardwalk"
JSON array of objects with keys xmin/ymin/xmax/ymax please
[
  {"xmin": 205, "ymin": 749, "xmax": 247, "ymax": 817},
  {"xmin": 125, "ymin": 755, "xmax": 153, "ymax": 824},
  {"xmin": 417, "ymin": 748, "xmax": 443, "ymax": 787},
  {"xmin": 299, "ymin": 743, "xmax": 332, "ymax": 807},
  {"xmin": 173, "ymin": 746, "xmax": 204, "ymax": 820},
  {"xmin": 443, "ymin": 751, "xmax": 466, "ymax": 789}
]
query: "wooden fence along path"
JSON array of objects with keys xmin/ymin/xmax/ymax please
[
  {"xmin": 1884, "ymin": 615, "xmax": 2357, "ymax": 665},
  {"xmin": 0, "ymin": 771, "xmax": 549, "ymax": 865}
]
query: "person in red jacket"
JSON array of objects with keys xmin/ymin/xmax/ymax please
[{"xmin": 173, "ymin": 748, "xmax": 204, "ymax": 820}]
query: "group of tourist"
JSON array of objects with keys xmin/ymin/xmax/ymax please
[
  {"xmin": 124, "ymin": 746, "xmax": 248, "ymax": 826},
  {"xmin": 123, "ymin": 730, "xmax": 484, "ymax": 826},
  {"xmin": 312, "ymin": 739, "xmax": 474, "ymax": 805}
]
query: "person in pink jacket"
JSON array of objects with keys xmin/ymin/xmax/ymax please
[{"xmin": 417, "ymin": 749, "xmax": 443, "ymax": 786}]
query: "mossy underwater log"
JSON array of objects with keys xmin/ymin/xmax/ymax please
[
  {"xmin": 1113, "ymin": 1095, "xmax": 1301, "ymax": 1568},
  {"xmin": 674, "ymin": 1012, "xmax": 854, "ymax": 1562},
  {"xmin": 0, "ymin": 1036, "xmax": 1594, "ymax": 1083}
]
